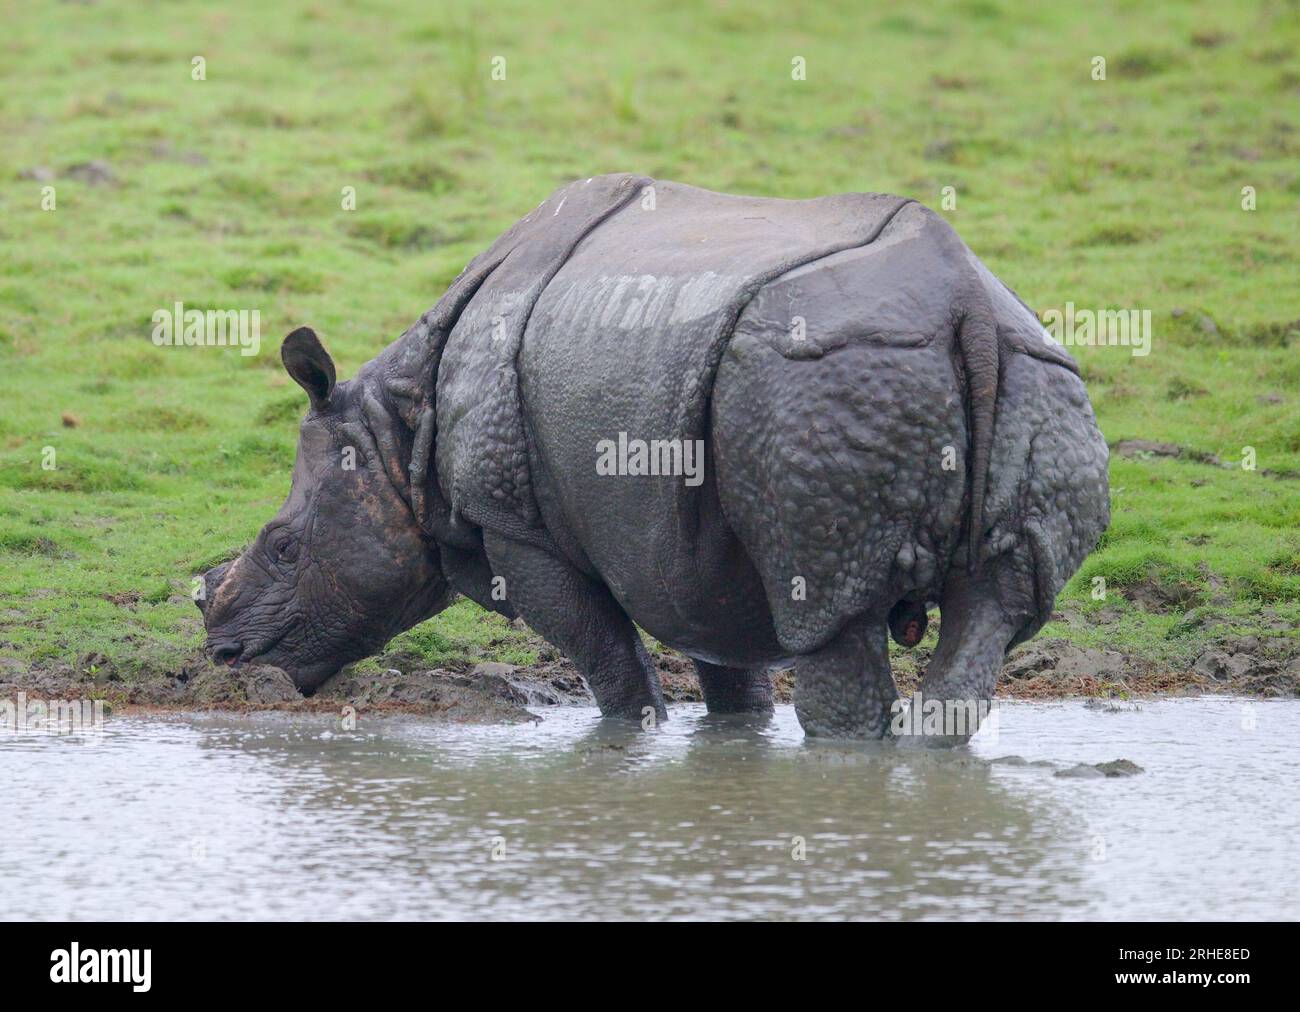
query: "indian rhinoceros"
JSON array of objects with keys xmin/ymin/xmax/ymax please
[{"xmin": 197, "ymin": 174, "xmax": 1109, "ymax": 742}]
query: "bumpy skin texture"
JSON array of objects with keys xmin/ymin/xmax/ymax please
[
  {"xmin": 793, "ymin": 617, "xmax": 898, "ymax": 739},
  {"xmin": 200, "ymin": 175, "xmax": 1109, "ymax": 743}
]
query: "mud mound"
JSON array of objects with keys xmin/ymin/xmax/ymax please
[
  {"xmin": 994, "ymin": 635, "xmax": 1300, "ymax": 699},
  {"xmin": 0, "ymin": 655, "xmax": 547, "ymax": 722}
]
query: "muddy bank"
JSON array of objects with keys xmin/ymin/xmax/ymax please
[
  {"xmin": 0, "ymin": 655, "xmax": 563, "ymax": 724},
  {"xmin": 1, "ymin": 624, "xmax": 1296, "ymax": 723},
  {"xmin": 0, "ymin": 651, "xmax": 762, "ymax": 722}
]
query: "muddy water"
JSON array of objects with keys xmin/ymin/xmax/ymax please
[{"xmin": 1, "ymin": 699, "xmax": 1296, "ymax": 920}]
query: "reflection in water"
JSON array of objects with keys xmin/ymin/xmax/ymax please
[{"xmin": 1, "ymin": 699, "xmax": 1296, "ymax": 920}]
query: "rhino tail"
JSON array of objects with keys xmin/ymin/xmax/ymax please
[{"xmin": 956, "ymin": 285, "xmax": 1001, "ymax": 574}]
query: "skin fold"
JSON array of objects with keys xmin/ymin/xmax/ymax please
[{"xmin": 200, "ymin": 175, "xmax": 1109, "ymax": 742}]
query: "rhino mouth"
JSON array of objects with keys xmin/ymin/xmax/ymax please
[{"xmin": 206, "ymin": 627, "xmax": 289, "ymax": 670}]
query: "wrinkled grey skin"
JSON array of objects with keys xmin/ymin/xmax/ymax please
[{"xmin": 200, "ymin": 175, "xmax": 1109, "ymax": 742}]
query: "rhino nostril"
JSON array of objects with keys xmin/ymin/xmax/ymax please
[{"xmin": 210, "ymin": 642, "xmax": 242, "ymax": 666}]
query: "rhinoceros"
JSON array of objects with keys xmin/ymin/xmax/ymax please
[{"xmin": 197, "ymin": 174, "xmax": 1109, "ymax": 741}]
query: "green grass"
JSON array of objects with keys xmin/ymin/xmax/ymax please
[{"xmin": 1, "ymin": 0, "xmax": 1297, "ymax": 681}]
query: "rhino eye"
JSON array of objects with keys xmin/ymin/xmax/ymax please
[{"xmin": 273, "ymin": 535, "xmax": 297, "ymax": 563}]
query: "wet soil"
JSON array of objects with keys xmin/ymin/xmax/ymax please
[{"xmin": 2, "ymin": 609, "xmax": 1295, "ymax": 722}]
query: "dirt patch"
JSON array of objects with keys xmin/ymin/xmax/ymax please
[
  {"xmin": 0, "ymin": 654, "xmax": 543, "ymax": 723},
  {"xmin": 64, "ymin": 160, "xmax": 117, "ymax": 186},
  {"xmin": 317, "ymin": 660, "xmax": 591, "ymax": 721},
  {"xmin": 1112, "ymin": 438, "xmax": 1224, "ymax": 467},
  {"xmin": 1112, "ymin": 438, "xmax": 1298, "ymax": 480},
  {"xmin": 1121, "ymin": 576, "xmax": 1202, "ymax": 613},
  {"xmin": 992, "ymin": 635, "xmax": 1300, "ymax": 699}
]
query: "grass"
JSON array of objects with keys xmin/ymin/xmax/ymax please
[{"xmin": 1, "ymin": 0, "xmax": 1297, "ymax": 683}]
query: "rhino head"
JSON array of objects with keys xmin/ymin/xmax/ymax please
[{"xmin": 196, "ymin": 327, "xmax": 454, "ymax": 693}]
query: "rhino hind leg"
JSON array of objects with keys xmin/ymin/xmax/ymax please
[
  {"xmin": 793, "ymin": 616, "xmax": 897, "ymax": 739},
  {"xmin": 693, "ymin": 660, "xmax": 774, "ymax": 714},
  {"xmin": 481, "ymin": 531, "xmax": 667, "ymax": 721},
  {"xmin": 905, "ymin": 571, "xmax": 1021, "ymax": 747}
]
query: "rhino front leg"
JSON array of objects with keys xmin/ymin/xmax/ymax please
[
  {"xmin": 481, "ymin": 532, "xmax": 667, "ymax": 722},
  {"xmin": 694, "ymin": 660, "xmax": 774, "ymax": 714},
  {"xmin": 794, "ymin": 617, "xmax": 897, "ymax": 739}
]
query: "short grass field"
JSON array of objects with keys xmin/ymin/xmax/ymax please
[{"xmin": 1, "ymin": 0, "xmax": 1297, "ymax": 684}]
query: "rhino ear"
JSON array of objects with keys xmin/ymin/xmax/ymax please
[{"xmin": 281, "ymin": 327, "xmax": 336, "ymax": 411}]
